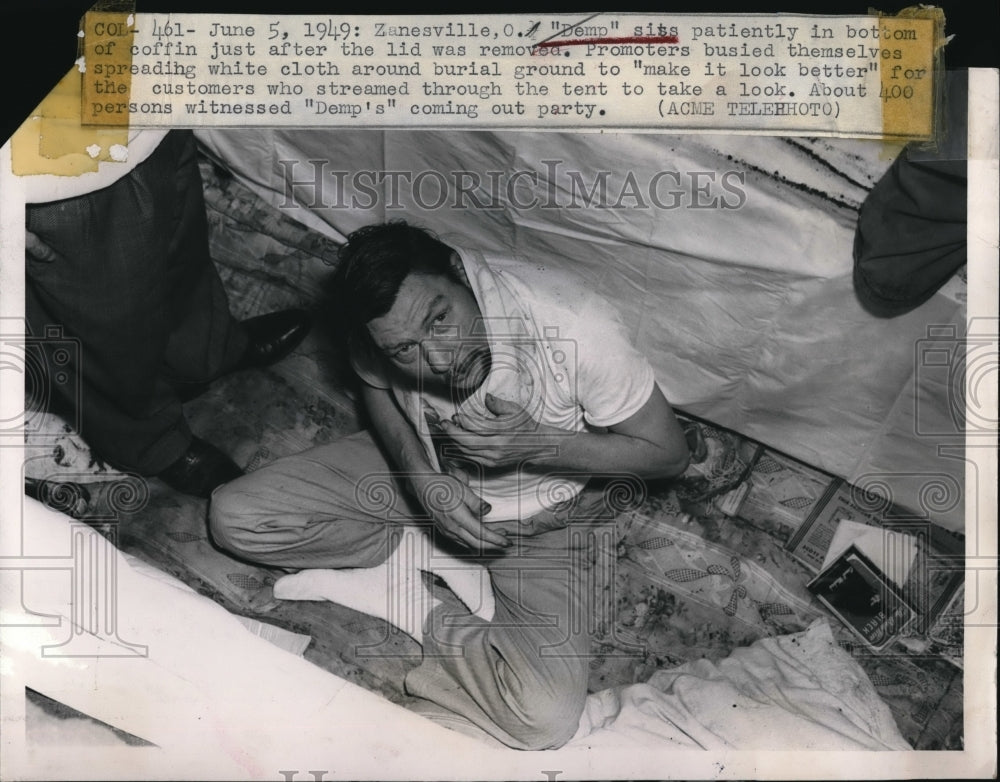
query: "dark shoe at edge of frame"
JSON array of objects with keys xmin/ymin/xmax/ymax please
[
  {"xmin": 233, "ymin": 308, "xmax": 312, "ymax": 372},
  {"xmin": 156, "ymin": 437, "xmax": 244, "ymax": 499},
  {"xmin": 171, "ymin": 308, "xmax": 312, "ymax": 402}
]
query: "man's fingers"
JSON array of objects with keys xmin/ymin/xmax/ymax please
[
  {"xmin": 448, "ymin": 449, "xmax": 502, "ymax": 468},
  {"xmin": 484, "ymin": 392, "xmax": 522, "ymax": 417},
  {"xmin": 438, "ymin": 419, "xmax": 465, "ymax": 437},
  {"xmin": 441, "ymin": 417, "xmax": 489, "ymax": 439},
  {"xmin": 423, "ymin": 474, "xmax": 505, "ymax": 549},
  {"xmin": 444, "ymin": 469, "xmax": 493, "ymax": 516},
  {"xmin": 25, "ymin": 230, "xmax": 61, "ymax": 263},
  {"xmin": 445, "ymin": 509, "xmax": 509, "ymax": 549},
  {"xmin": 450, "ymin": 413, "xmax": 480, "ymax": 432},
  {"xmin": 439, "ymin": 421, "xmax": 496, "ymax": 452},
  {"xmin": 447, "ymin": 524, "xmax": 508, "ymax": 551},
  {"xmin": 439, "ymin": 424, "xmax": 509, "ymax": 466},
  {"xmin": 462, "ymin": 490, "xmax": 492, "ymax": 517},
  {"xmin": 475, "ymin": 525, "xmax": 510, "ymax": 549},
  {"xmin": 458, "ymin": 514, "xmax": 509, "ymax": 549}
]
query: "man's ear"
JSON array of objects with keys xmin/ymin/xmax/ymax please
[{"xmin": 449, "ymin": 250, "xmax": 472, "ymax": 288}]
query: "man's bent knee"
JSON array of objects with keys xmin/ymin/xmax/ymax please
[
  {"xmin": 505, "ymin": 685, "xmax": 587, "ymax": 750},
  {"xmin": 208, "ymin": 482, "xmax": 262, "ymax": 558},
  {"xmin": 493, "ymin": 656, "xmax": 588, "ymax": 750}
]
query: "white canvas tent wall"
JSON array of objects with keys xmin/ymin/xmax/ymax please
[{"xmin": 196, "ymin": 126, "xmax": 970, "ymax": 531}]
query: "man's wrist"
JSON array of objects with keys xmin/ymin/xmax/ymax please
[{"xmin": 405, "ymin": 469, "xmax": 434, "ymax": 498}]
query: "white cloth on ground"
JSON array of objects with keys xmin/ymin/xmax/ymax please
[{"xmin": 568, "ymin": 620, "xmax": 911, "ymax": 750}]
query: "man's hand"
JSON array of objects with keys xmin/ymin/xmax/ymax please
[
  {"xmin": 443, "ymin": 385, "xmax": 691, "ymax": 480},
  {"xmin": 362, "ymin": 384, "xmax": 510, "ymax": 551},
  {"xmin": 409, "ymin": 469, "xmax": 510, "ymax": 551},
  {"xmin": 437, "ymin": 393, "xmax": 559, "ymax": 469}
]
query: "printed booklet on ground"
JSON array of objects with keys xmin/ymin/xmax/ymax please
[{"xmin": 807, "ymin": 543, "xmax": 918, "ymax": 652}]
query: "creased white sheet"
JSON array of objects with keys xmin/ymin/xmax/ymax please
[{"xmin": 569, "ymin": 620, "xmax": 911, "ymax": 751}]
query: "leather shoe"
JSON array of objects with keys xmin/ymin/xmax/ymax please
[
  {"xmin": 157, "ymin": 437, "xmax": 244, "ymax": 498},
  {"xmin": 234, "ymin": 308, "xmax": 311, "ymax": 371}
]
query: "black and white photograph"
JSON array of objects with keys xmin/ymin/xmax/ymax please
[{"xmin": 1, "ymin": 3, "xmax": 996, "ymax": 779}]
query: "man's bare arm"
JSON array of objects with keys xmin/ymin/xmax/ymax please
[
  {"xmin": 439, "ymin": 385, "xmax": 691, "ymax": 479},
  {"xmin": 361, "ymin": 384, "xmax": 510, "ymax": 550}
]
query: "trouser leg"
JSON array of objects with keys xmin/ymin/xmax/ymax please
[
  {"xmin": 209, "ymin": 429, "xmax": 421, "ymax": 569},
  {"xmin": 852, "ymin": 70, "xmax": 968, "ymax": 317},
  {"xmin": 213, "ymin": 435, "xmax": 612, "ymax": 750},
  {"xmin": 158, "ymin": 129, "xmax": 247, "ymax": 384},
  {"xmin": 24, "ymin": 130, "xmax": 245, "ymax": 474},
  {"xmin": 406, "ymin": 493, "xmax": 613, "ymax": 750}
]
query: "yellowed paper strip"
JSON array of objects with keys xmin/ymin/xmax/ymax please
[
  {"xmin": 10, "ymin": 68, "xmax": 128, "ymax": 176},
  {"xmin": 9, "ymin": 3, "xmax": 136, "ymax": 175},
  {"xmin": 877, "ymin": 7, "xmax": 944, "ymax": 141},
  {"xmin": 81, "ymin": 10, "xmax": 135, "ymax": 126},
  {"xmin": 99, "ymin": 10, "xmax": 943, "ymax": 139}
]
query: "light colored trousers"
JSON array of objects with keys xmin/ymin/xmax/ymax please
[{"xmin": 209, "ymin": 430, "xmax": 618, "ymax": 749}]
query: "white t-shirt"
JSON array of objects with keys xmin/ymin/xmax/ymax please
[{"xmin": 351, "ymin": 247, "xmax": 656, "ymax": 521}]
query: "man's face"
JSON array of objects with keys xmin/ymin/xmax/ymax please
[{"xmin": 367, "ymin": 268, "xmax": 490, "ymax": 392}]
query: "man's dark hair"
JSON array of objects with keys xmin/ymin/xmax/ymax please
[{"xmin": 330, "ymin": 221, "xmax": 461, "ymax": 335}]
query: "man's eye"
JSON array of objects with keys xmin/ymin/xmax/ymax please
[
  {"xmin": 433, "ymin": 312, "xmax": 448, "ymax": 323},
  {"xmin": 394, "ymin": 343, "xmax": 416, "ymax": 358}
]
